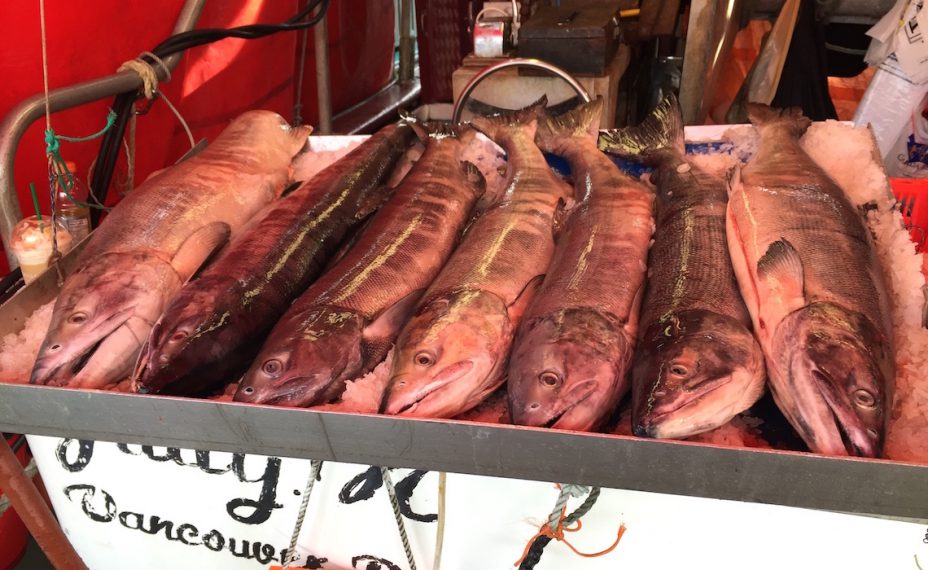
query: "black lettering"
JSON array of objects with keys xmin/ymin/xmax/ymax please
[
  {"xmin": 227, "ymin": 537, "xmax": 254, "ymax": 560},
  {"xmin": 144, "ymin": 516, "xmax": 174, "ymax": 538},
  {"xmin": 141, "ymin": 446, "xmax": 185, "ymax": 465},
  {"xmin": 305, "ymin": 554, "xmax": 328, "ymax": 568},
  {"xmin": 254, "ymin": 542, "xmax": 276, "ymax": 565},
  {"xmin": 63, "ymin": 485, "xmax": 116, "ymax": 522},
  {"xmin": 395, "ymin": 470, "xmax": 437, "ymax": 523},
  {"xmin": 203, "ymin": 530, "xmax": 225, "ymax": 551},
  {"xmin": 56, "ymin": 439, "xmax": 94, "ymax": 472},
  {"xmin": 176, "ymin": 523, "xmax": 200, "ymax": 545},
  {"xmin": 117, "ymin": 443, "xmax": 142, "ymax": 455},
  {"xmin": 339, "ymin": 466, "xmax": 382, "ymax": 504},
  {"xmin": 352, "ymin": 555, "xmax": 402, "ymax": 570},
  {"xmin": 227, "ymin": 456, "xmax": 282, "ymax": 524},
  {"xmin": 195, "ymin": 450, "xmax": 232, "ymax": 475},
  {"xmin": 118, "ymin": 511, "xmax": 143, "ymax": 530}
]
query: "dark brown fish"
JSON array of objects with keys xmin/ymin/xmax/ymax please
[
  {"xmin": 132, "ymin": 123, "xmax": 414, "ymax": 395},
  {"xmin": 234, "ymin": 123, "xmax": 484, "ymax": 407},
  {"xmin": 726, "ymin": 104, "xmax": 894, "ymax": 457},
  {"xmin": 600, "ymin": 95, "xmax": 765, "ymax": 439},
  {"xmin": 506, "ymin": 98, "xmax": 655, "ymax": 431}
]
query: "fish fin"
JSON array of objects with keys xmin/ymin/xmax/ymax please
[
  {"xmin": 173, "ymin": 139, "xmax": 209, "ymax": 164},
  {"xmin": 363, "ymin": 290, "xmax": 425, "ymax": 358},
  {"xmin": 536, "ymin": 97, "xmax": 604, "ymax": 153},
  {"xmin": 599, "ymin": 94, "xmax": 683, "ymax": 164},
  {"xmin": 470, "ymin": 96, "xmax": 547, "ymax": 144},
  {"xmin": 508, "ymin": 275, "xmax": 544, "ymax": 323},
  {"xmin": 171, "ymin": 222, "xmax": 231, "ymax": 282},
  {"xmin": 280, "ymin": 180, "xmax": 304, "ymax": 197},
  {"xmin": 355, "ymin": 186, "xmax": 394, "ymax": 221},
  {"xmin": 745, "ymin": 103, "xmax": 811, "ymax": 137},
  {"xmin": 402, "ymin": 110, "xmax": 472, "ymax": 141},
  {"xmin": 461, "ymin": 161, "xmax": 487, "ymax": 199},
  {"xmin": 757, "ymin": 238, "xmax": 806, "ymax": 312},
  {"xmin": 552, "ymin": 197, "xmax": 576, "ymax": 237},
  {"xmin": 725, "ymin": 164, "xmax": 743, "ymax": 198}
]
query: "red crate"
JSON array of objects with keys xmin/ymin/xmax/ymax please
[{"xmin": 891, "ymin": 178, "xmax": 928, "ymax": 252}]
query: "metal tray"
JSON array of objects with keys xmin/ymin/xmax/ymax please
[{"xmin": 1, "ymin": 133, "xmax": 925, "ymax": 522}]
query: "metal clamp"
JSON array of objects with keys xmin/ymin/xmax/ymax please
[{"xmin": 451, "ymin": 58, "xmax": 591, "ymax": 124}]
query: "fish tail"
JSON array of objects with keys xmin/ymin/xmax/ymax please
[
  {"xmin": 745, "ymin": 103, "xmax": 811, "ymax": 137},
  {"xmin": 599, "ymin": 94, "xmax": 683, "ymax": 164},
  {"xmin": 400, "ymin": 110, "xmax": 474, "ymax": 142},
  {"xmin": 470, "ymin": 95, "xmax": 548, "ymax": 143},
  {"xmin": 535, "ymin": 97, "xmax": 604, "ymax": 153},
  {"xmin": 461, "ymin": 161, "xmax": 486, "ymax": 198}
]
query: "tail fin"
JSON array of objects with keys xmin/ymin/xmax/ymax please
[
  {"xmin": 470, "ymin": 96, "xmax": 548, "ymax": 143},
  {"xmin": 535, "ymin": 98, "xmax": 603, "ymax": 153},
  {"xmin": 598, "ymin": 94, "xmax": 684, "ymax": 165},
  {"xmin": 461, "ymin": 161, "xmax": 487, "ymax": 199},
  {"xmin": 745, "ymin": 103, "xmax": 811, "ymax": 137},
  {"xmin": 400, "ymin": 110, "xmax": 471, "ymax": 142}
]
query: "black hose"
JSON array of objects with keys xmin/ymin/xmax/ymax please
[{"xmin": 89, "ymin": 0, "xmax": 330, "ymax": 225}]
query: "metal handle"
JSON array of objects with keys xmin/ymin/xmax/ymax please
[{"xmin": 451, "ymin": 58, "xmax": 591, "ymax": 124}]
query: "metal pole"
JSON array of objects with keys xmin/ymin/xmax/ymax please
[
  {"xmin": 398, "ymin": 0, "xmax": 415, "ymax": 83},
  {"xmin": 0, "ymin": 0, "xmax": 205, "ymax": 269},
  {"xmin": 314, "ymin": 8, "xmax": 333, "ymax": 135},
  {"xmin": 0, "ymin": 437, "xmax": 88, "ymax": 569}
]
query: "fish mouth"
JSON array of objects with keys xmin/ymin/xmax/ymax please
[
  {"xmin": 514, "ymin": 381, "xmax": 597, "ymax": 430},
  {"xmin": 382, "ymin": 360, "xmax": 474, "ymax": 415},
  {"xmin": 645, "ymin": 374, "xmax": 734, "ymax": 422},
  {"xmin": 809, "ymin": 369, "xmax": 877, "ymax": 457},
  {"xmin": 235, "ymin": 376, "xmax": 318, "ymax": 407},
  {"xmin": 541, "ymin": 390, "xmax": 594, "ymax": 430}
]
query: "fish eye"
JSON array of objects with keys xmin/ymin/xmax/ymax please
[
  {"xmin": 852, "ymin": 389, "xmax": 876, "ymax": 408},
  {"xmin": 539, "ymin": 371, "xmax": 561, "ymax": 387},
  {"xmin": 170, "ymin": 331, "xmax": 188, "ymax": 342},
  {"xmin": 68, "ymin": 312, "xmax": 88, "ymax": 324},
  {"xmin": 414, "ymin": 351, "xmax": 435, "ymax": 367},
  {"xmin": 241, "ymin": 386, "xmax": 255, "ymax": 395},
  {"xmin": 262, "ymin": 359, "xmax": 282, "ymax": 375},
  {"xmin": 669, "ymin": 362, "xmax": 690, "ymax": 377}
]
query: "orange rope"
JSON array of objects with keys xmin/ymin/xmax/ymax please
[{"xmin": 514, "ymin": 509, "xmax": 626, "ymax": 567}]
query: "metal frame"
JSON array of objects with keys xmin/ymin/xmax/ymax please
[{"xmin": 0, "ymin": 0, "xmax": 207, "ymax": 269}]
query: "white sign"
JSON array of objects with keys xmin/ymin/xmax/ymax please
[{"xmin": 25, "ymin": 435, "xmax": 928, "ymax": 570}]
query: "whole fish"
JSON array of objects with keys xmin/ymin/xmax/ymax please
[
  {"xmin": 381, "ymin": 99, "xmax": 572, "ymax": 418},
  {"xmin": 727, "ymin": 104, "xmax": 894, "ymax": 457},
  {"xmin": 31, "ymin": 111, "xmax": 311, "ymax": 389},
  {"xmin": 234, "ymin": 123, "xmax": 484, "ymax": 406},
  {"xmin": 132, "ymin": 123, "xmax": 414, "ymax": 395},
  {"xmin": 506, "ymin": 99, "xmax": 655, "ymax": 431},
  {"xmin": 599, "ymin": 95, "xmax": 766, "ymax": 439}
]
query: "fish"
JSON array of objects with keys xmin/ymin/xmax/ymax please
[
  {"xmin": 234, "ymin": 122, "xmax": 484, "ymax": 406},
  {"xmin": 381, "ymin": 98, "xmax": 573, "ymax": 418},
  {"xmin": 726, "ymin": 103, "xmax": 894, "ymax": 457},
  {"xmin": 132, "ymin": 123, "xmax": 415, "ymax": 395},
  {"xmin": 505, "ymin": 98, "xmax": 655, "ymax": 431},
  {"xmin": 30, "ymin": 111, "xmax": 311, "ymax": 389},
  {"xmin": 599, "ymin": 95, "xmax": 766, "ymax": 439}
]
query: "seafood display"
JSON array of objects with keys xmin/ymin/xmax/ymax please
[
  {"xmin": 235, "ymin": 123, "xmax": 483, "ymax": 407},
  {"xmin": 133, "ymin": 124, "xmax": 414, "ymax": 395},
  {"xmin": 600, "ymin": 96, "xmax": 766, "ymax": 439},
  {"xmin": 6, "ymin": 100, "xmax": 911, "ymax": 461},
  {"xmin": 726, "ymin": 104, "xmax": 894, "ymax": 457},
  {"xmin": 507, "ymin": 99, "xmax": 654, "ymax": 431},
  {"xmin": 30, "ymin": 111, "xmax": 311, "ymax": 389},
  {"xmin": 381, "ymin": 99, "xmax": 572, "ymax": 418}
]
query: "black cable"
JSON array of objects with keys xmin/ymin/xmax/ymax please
[{"xmin": 90, "ymin": 0, "xmax": 329, "ymax": 225}]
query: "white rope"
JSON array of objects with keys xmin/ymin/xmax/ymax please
[
  {"xmin": 433, "ymin": 472, "xmax": 447, "ymax": 570},
  {"xmin": 284, "ymin": 459, "xmax": 323, "ymax": 570},
  {"xmin": 118, "ymin": 52, "xmax": 195, "ymax": 149}
]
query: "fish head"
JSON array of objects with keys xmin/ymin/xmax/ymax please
[
  {"xmin": 508, "ymin": 309, "xmax": 629, "ymax": 431},
  {"xmin": 31, "ymin": 253, "xmax": 179, "ymax": 388},
  {"xmin": 132, "ymin": 279, "xmax": 226, "ymax": 394},
  {"xmin": 773, "ymin": 302, "xmax": 891, "ymax": 457},
  {"xmin": 234, "ymin": 307, "xmax": 365, "ymax": 407},
  {"xmin": 381, "ymin": 290, "xmax": 511, "ymax": 417},
  {"xmin": 631, "ymin": 310, "xmax": 765, "ymax": 439}
]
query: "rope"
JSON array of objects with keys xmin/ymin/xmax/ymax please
[
  {"xmin": 0, "ymin": 459, "xmax": 38, "ymax": 518},
  {"xmin": 381, "ymin": 467, "xmax": 417, "ymax": 570},
  {"xmin": 283, "ymin": 459, "xmax": 323, "ymax": 570},
  {"xmin": 433, "ymin": 472, "xmax": 447, "ymax": 570},
  {"xmin": 515, "ymin": 485, "xmax": 626, "ymax": 569},
  {"xmin": 118, "ymin": 53, "xmax": 195, "ymax": 149}
]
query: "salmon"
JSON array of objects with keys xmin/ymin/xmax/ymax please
[
  {"xmin": 506, "ymin": 99, "xmax": 655, "ymax": 431},
  {"xmin": 132, "ymin": 123, "xmax": 414, "ymax": 395},
  {"xmin": 381, "ymin": 99, "xmax": 572, "ymax": 418},
  {"xmin": 726, "ymin": 104, "xmax": 894, "ymax": 457},
  {"xmin": 31, "ymin": 111, "xmax": 311, "ymax": 389},
  {"xmin": 600, "ymin": 95, "xmax": 766, "ymax": 439},
  {"xmin": 234, "ymin": 123, "xmax": 484, "ymax": 407}
]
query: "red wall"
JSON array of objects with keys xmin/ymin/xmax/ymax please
[{"xmin": 0, "ymin": 0, "xmax": 395, "ymax": 275}]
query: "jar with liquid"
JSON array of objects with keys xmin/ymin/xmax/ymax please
[{"xmin": 56, "ymin": 160, "xmax": 92, "ymax": 242}]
